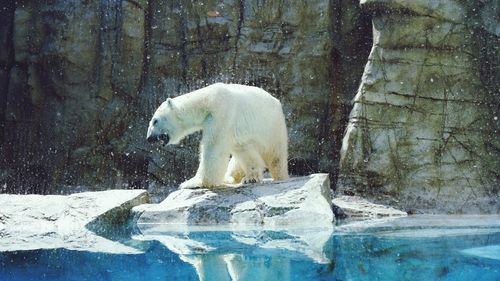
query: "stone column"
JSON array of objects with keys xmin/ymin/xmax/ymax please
[{"xmin": 337, "ymin": 0, "xmax": 500, "ymax": 213}]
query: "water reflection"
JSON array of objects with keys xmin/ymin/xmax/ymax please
[{"xmin": 133, "ymin": 225, "xmax": 334, "ymax": 281}]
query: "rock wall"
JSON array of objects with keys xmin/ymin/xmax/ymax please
[
  {"xmin": 1, "ymin": 0, "xmax": 151, "ymax": 192},
  {"xmin": 338, "ymin": 0, "xmax": 500, "ymax": 213},
  {"xmin": 0, "ymin": 0, "xmax": 371, "ymax": 192}
]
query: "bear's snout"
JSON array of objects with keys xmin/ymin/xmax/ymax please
[{"xmin": 147, "ymin": 133, "xmax": 169, "ymax": 144}]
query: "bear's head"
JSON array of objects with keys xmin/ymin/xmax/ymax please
[{"xmin": 147, "ymin": 98, "xmax": 185, "ymax": 145}]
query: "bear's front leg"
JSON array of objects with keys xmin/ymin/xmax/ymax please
[
  {"xmin": 179, "ymin": 154, "xmax": 206, "ymax": 189},
  {"xmin": 181, "ymin": 142, "xmax": 229, "ymax": 189}
]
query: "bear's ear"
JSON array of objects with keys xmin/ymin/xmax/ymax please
[{"xmin": 166, "ymin": 98, "xmax": 174, "ymax": 109}]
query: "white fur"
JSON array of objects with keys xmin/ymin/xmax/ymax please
[{"xmin": 147, "ymin": 83, "xmax": 289, "ymax": 188}]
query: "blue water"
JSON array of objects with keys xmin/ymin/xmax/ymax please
[{"xmin": 1, "ymin": 218, "xmax": 500, "ymax": 281}]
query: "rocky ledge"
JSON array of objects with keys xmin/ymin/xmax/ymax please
[
  {"xmin": 132, "ymin": 174, "xmax": 334, "ymax": 228},
  {"xmin": 332, "ymin": 195, "xmax": 407, "ymax": 219},
  {"xmin": 0, "ymin": 190, "xmax": 149, "ymax": 253}
]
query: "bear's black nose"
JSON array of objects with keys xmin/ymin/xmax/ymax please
[{"xmin": 147, "ymin": 135, "xmax": 158, "ymax": 143}]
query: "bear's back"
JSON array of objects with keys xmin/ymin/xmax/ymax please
[
  {"xmin": 209, "ymin": 83, "xmax": 286, "ymax": 144},
  {"xmin": 211, "ymin": 83, "xmax": 282, "ymax": 111}
]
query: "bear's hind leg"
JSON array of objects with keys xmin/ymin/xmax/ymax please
[
  {"xmin": 266, "ymin": 147, "xmax": 289, "ymax": 181},
  {"xmin": 234, "ymin": 149, "xmax": 265, "ymax": 184},
  {"xmin": 224, "ymin": 156, "xmax": 245, "ymax": 184}
]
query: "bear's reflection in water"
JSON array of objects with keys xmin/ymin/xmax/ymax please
[{"xmin": 133, "ymin": 226, "xmax": 334, "ymax": 281}]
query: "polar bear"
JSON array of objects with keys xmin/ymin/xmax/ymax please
[{"xmin": 147, "ymin": 83, "xmax": 289, "ymax": 188}]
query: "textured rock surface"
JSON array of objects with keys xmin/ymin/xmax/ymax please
[
  {"xmin": 132, "ymin": 173, "xmax": 334, "ymax": 226},
  {"xmin": 337, "ymin": 0, "xmax": 500, "ymax": 213},
  {"xmin": 0, "ymin": 0, "xmax": 371, "ymax": 192},
  {"xmin": 0, "ymin": 190, "xmax": 149, "ymax": 253},
  {"xmin": 332, "ymin": 195, "xmax": 406, "ymax": 218}
]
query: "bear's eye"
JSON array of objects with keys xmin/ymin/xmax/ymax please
[{"xmin": 152, "ymin": 119, "xmax": 158, "ymax": 126}]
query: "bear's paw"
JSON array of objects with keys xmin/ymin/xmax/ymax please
[
  {"xmin": 179, "ymin": 178, "xmax": 203, "ymax": 189},
  {"xmin": 242, "ymin": 176, "xmax": 262, "ymax": 185}
]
